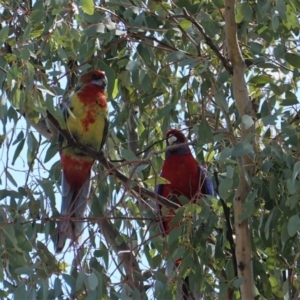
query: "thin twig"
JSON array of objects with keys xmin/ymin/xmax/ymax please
[{"xmin": 181, "ymin": 8, "xmax": 233, "ymax": 74}]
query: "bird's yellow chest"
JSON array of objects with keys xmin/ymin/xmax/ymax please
[{"xmin": 66, "ymin": 92, "xmax": 108, "ymax": 151}]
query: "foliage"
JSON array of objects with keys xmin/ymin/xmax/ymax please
[{"xmin": 1, "ymin": 0, "xmax": 300, "ymax": 299}]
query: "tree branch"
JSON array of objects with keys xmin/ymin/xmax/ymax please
[
  {"xmin": 181, "ymin": 8, "xmax": 233, "ymax": 74},
  {"xmin": 224, "ymin": 0, "xmax": 256, "ymax": 299}
]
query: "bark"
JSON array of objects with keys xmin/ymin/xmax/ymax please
[{"xmin": 224, "ymin": 1, "xmax": 256, "ymax": 299}]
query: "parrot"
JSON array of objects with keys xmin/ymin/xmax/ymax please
[
  {"xmin": 55, "ymin": 70, "xmax": 108, "ymax": 253},
  {"xmin": 155, "ymin": 129, "xmax": 214, "ymax": 299}
]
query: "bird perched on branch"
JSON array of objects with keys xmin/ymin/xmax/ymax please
[
  {"xmin": 55, "ymin": 70, "xmax": 108, "ymax": 253},
  {"xmin": 156, "ymin": 129, "xmax": 214, "ymax": 299}
]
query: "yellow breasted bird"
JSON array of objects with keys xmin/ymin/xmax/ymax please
[{"xmin": 55, "ymin": 70, "xmax": 108, "ymax": 253}]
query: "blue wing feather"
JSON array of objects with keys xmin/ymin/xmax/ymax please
[
  {"xmin": 155, "ymin": 175, "xmax": 166, "ymax": 233},
  {"xmin": 199, "ymin": 166, "xmax": 214, "ymax": 196},
  {"xmin": 155, "ymin": 183, "xmax": 163, "ymax": 197}
]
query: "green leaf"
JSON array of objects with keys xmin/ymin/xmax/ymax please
[
  {"xmin": 76, "ymin": 271, "xmax": 86, "ymax": 292},
  {"xmin": 235, "ymin": 3, "xmax": 243, "ymax": 23},
  {"xmin": 85, "ymin": 24, "xmax": 105, "ymax": 36},
  {"xmin": 232, "ymin": 142, "xmax": 253, "ymax": 157},
  {"xmin": 46, "ymin": 98, "xmax": 65, "ymax": 129},
  {"xmin": 38, "ymin": 179, "xmax": 56, "ymax": 204},
  {"xmin": 5, "ymin": 170, "xmax": 18, "ymax": 187},
  {"xmin": 178, "ymin": 58, "xmax": 199, "ymax": 68},
  {"xmin": 126, "ymin": 61, "xmax": 140, "ymax": 72},
  {"xmin": 269, "ymin": 177, "xmax": 278, "ymax": 199},
  {"xmin": 12, "ymin": 139, "xmax": 25, "ymax": 165},
  {"xmin": 286, "ymin": 194, "xmax": 299, "ymax": 209},
  {"xmin": 22, "ymin": 25, "xmax": 32, "ymax": 42},
  {"xmin": 62, "ymin": 274, "xmax": 75, "ymax": 292},
  {"xmin": 242, "ymin": 114, "xmax": 254, "ymax": 130},
  {"xmin": 0, "ymin": 189, "xmax": 22, "ymax": 200},
  {"xmin": 226, "ymin": 166, "xmax": 234, "ymax": 178},
  {"xmin": 194, "ymin": 120, "xmax": 214, "ymax": 144},
  {"xmin": 239, "ymin": 190, "xmax": 257, "ymax": 221},
  {"xmin": 179, "ymin": 20, "xmax": 192, "ymax": 30},
  {"xmin": 54, "ymin": 277, "xmax": 61, "ymax": 298},
  {"xmin": 44, "ymin": 139, "xmax": 59, "ymax": 163},
  {"xmin": 211, "ymin": 0, "xmax": 223, "ymax": 8},
  {"xmin": 287, "ymin": 215, "xmax": 300, "ymax": 237},
  {"xmin": 276, "ymin": 0, "xmax": 286, "ymax": 20},
  {"xmin": 281, "ymin": 222, "xmax": 290, "ymax": 245},
  {"xmin": 168, "ymin": 207, "xmax": 185, "ymax": 233},
  {"xmin": 233, "ymin": 277, "xmax": 244, "ymax": 288},
  {"xmin": 219, "ymin": 147, "xmax": 233, "ymax": 160},
  {"xmin": 87, "ymin": 273, "xmax": 98, "ymax": 291},
  {"xmin": 2, "ymin": 224, "xmax": 21, "ymax": 250},
  {"xmin": 96, "ymin": 61, "xmax": 116, "ymax": 98},
  {"xmin": 269, "ymin": 83, "xmax": 284, "ymax": 95},
  {"xmin": 214, "ymin": 90, "xmax": 228, "ymax": 112},
  {"xmin": 121, "ymin": 149, "xmax": 138, "ymax": 161},
  {"xmin": 166, "ymin": 51, "xmax": 186, "ymax": 62},
  {"xmin": 219, "ymin": 178, "xmax": 233, "ymax": 200},
  {"xmin": 144, "ymin": 176, "xmax": 170, "ymax": 187},
  {"xmin": 242, "ymin": 3, "xmax": 253, "ymax": 22},
  {"xmin": 249, "ymin": 74, "xmax": 272, "ymax": 85},
  {"xmin": 264, "ymin": 209, "xmax": 274, "ymax": 240},
  {"xmin": 15, "ymin": 266, "xmax": 35, "ymax": 275},
  {"xmin": 37, "ymin": 85, "xmax": 55, "ymax": 97},
  {"xmin": 292, "ymin": 161, "xmax": 300, "ymax": 184},
  {"xmin": 285, "ymin": 53, "xmax": 300, "ymax": 68},
  {"xmin": 281, "ymin": 91, "xmax": 299, "ymax": 106},
  {"xmin": 272, "ymin": 14, "xmax": 279, "ymax": 32},
  {"xmin": 80, "ymin": 0, "xmax": 94, "ymax": 15},
  {"xmin": 0, "ymin": 26, "xmax": 9, "ymax": 45},
  {"xmin": 287, "ymin": 178, "xmax": 298, "ymax": 195}
]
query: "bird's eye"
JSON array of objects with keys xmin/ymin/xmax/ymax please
[{"xmin": 167, "ymin": 135, "xmax": 177, "ymax": 145}]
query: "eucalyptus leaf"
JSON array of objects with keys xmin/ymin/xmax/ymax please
[{"xmin": 287, "ymin": 215, "xmax": 300, "ymax": 237}]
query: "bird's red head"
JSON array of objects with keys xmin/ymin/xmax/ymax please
[
  {"xmin": 165, "ymin": 129, "xmax": 190, "ymax": 157},
  {"xmin": 80, "ymin": 70, "xmax": 107, "ymax": 89},
  {"xmin": 166, "ymin": 129, "xmax": 187, "ymax": 146}
]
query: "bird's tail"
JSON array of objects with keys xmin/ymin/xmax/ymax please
[{"xmin": 55, "ymin": 172, "xmax": 92, "ymax": 253}]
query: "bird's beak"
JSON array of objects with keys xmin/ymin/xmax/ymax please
[
  {"xmin": 92, "ymin": 76, "xmax": 107, "ymax": 89},
  {"xmin": 167, "ymin": 135, "xmax": 177, "ymax": 146}
]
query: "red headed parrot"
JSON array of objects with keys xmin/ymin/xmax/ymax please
[
  {"xmin": 55, "ymin": 70, "xmax": 108, "ymax": 253},
  {"xmin": 156, "ymin": 129, "xmax": 214, "ymax": 299}
]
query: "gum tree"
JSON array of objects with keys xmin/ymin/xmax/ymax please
[{"xmin": 1, "ymin": 0, "xmax": 300, "ymax": 299}]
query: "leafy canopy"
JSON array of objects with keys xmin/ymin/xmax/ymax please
[{"xmin": 1, "ymin": 0, "xmax": 300, "ymax": 299}]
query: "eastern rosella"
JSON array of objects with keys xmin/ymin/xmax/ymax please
[
  {"xmin": 156, "ymin": 129, "xmax": 214, "ymax": 299},
  {"xmin": 55, "ymin": 70, "xmax": 108, "ymax": 253}
]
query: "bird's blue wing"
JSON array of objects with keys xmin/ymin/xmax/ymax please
[
  {"xmin": 155, "ymin": 175, "xmax": 167, "ymax": 233},
  {"xmin": 199, "ymin": 166, "xmax": 214, "ymax": 196},
  {"xmin": 155, "ymin": 182, "xmax": 163, "ymax": 197},
  {"xmin": 155, "ymin": 175, "xmax": 163, "ymax": 212}
]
